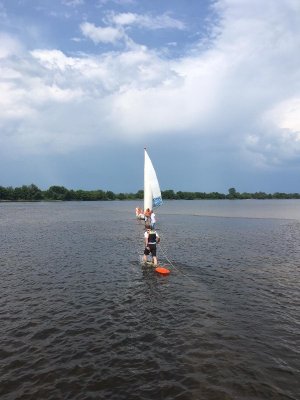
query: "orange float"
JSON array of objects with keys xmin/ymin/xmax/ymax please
[{"xmin": 155, "ymin": 266, "xmax": 170, "ymax": 275}]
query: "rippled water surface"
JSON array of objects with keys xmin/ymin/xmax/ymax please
[{"xmin": 0, "ymin": 200, "xmax": 299, "ymax": 399}]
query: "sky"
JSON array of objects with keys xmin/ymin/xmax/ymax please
[{"xmin": 1, "ymin": 0, "xmax": 300, "ymax": 193}]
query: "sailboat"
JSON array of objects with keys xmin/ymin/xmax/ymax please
[
  {"xmin": 136, "ymin": 148, "xmax": 162, "ymax": 219},
  {"xmin": 137, "ymin": 149, "xmax": 170, "ymax": 275}
]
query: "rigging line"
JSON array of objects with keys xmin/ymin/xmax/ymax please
[{"xmin": 158, "ymin": 234, "xmax": 200, "ymax": 288}]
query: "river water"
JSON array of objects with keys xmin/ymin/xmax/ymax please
[{"xmin": 0, "ymin": 200, "xmax": 299, "ymax": 399}]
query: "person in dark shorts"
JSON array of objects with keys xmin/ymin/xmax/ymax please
[{"xmin": 143, "ymin": 225, "xmax": 160, "ymax": 265}]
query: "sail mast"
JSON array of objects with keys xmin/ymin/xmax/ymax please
[{"xmin": 144, "ymin": 148, "xmax": 152, "ymax": 210}]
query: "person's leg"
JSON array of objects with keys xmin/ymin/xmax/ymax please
[
  {"xmin": 150, "ymin": 245, "xmax": 157, "ymax": 265},
  {"xmin": 143, "ymin": 247, "xmax": 149, "ymax": 262}
]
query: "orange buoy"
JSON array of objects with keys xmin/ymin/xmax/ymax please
[{"xmin": 155, "ymin": 267, "xmax": 170, "ymax": 275}]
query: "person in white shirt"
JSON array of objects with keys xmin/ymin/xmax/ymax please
[{"xmin": 150, "ymin": 211, "xmax": 156, "ymax": 229}]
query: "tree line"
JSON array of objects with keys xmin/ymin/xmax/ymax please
[{"xmin": 0, "ymin": 185, "xmax": 300, "ymax": 202}]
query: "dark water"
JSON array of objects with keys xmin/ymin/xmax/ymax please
[{"xmin": 0, "ymin": 201, "xmax": 299, "ymax": 400}]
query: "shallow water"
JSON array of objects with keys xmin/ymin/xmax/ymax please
[{"xmin": 0, "ymin": 201, "xmax": 299, "ymax": 399}]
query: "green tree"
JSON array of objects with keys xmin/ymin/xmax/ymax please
[
  {"xmin": 28, "ymin": 184, "xmax": 43, "ymax": 200},
  {"xmin": 227, "ymin": 187, "xmax": 240, "ymax": 199},
  {"xmin": 162, "ymin": 189, "xmax": 176, "ymax": 199},
  {"xmin": 106, "ymin": 191, "xmax": 116, "ymax": 200},
  {"xmin": 0, "ymin": 186, "xmax": 9, "ymax": 200},
  {"xmin": 117, "ymin": 193, "xmax": 126, "ymax": 200},
  {"xmin": 46, "ymin": 186, "xmax": 69, "ymax": 200},
  {"xmin": 135, "ymin": 190, "xmax": 144, "ymax": 199}
]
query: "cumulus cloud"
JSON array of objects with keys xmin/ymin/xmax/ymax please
[
  {"xmin": 80, "ymin": 22, "xmax": 124, "ymax": 44},
  {"xmin": 0, "ymin": 0, "xmax": 300, "ymax": 168},
  {"xmin": 245, "ymin": 96, "xmax": 300, "ymax": 166},
  {"xmin": 80, "ymin": 11, "xmax": 185, "ymax": 47},
  {"xmin": 31, "ymin": 49, "xmax": 75, "ymax": 70},
  {"xmin": 207, "ymin": 0, "xmax": 300, "ymax": 165}
]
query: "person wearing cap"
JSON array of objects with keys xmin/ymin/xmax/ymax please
[{"xmin": 143, "ymin": 224, "xmax": 160, "ymax": 266}]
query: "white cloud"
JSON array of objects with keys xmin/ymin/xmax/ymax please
[
  {"xmin": 1, "ymin": 0, "xmax": 300, "ymax": 168},
  {"xmin": 0, "ymin": 81, "xmax": 35, "ymax": 120},
  {"xmin": 109, "ymin": 12, "xmax": 186, "ymax": 30},
  {"xmin": 31, "ymin": 49, "xmax": 76, "ymax": 70},
  {"xmin": 0, "ymin": 32, "xmax": 22, "ymax": 58},
  {"xmin": 110, "ymin": 12, "xmax": 136, "ymax": 26},
  {"xmin": 80, "ymin": 11, "xmax": 185, "ymax": 47},
  {"xmin": 62, "ymin": 0, "xmax": 85, "ymax": 6},
  {"xmin": 80, "ymin": 22, "xmax": 124, "ymax": 44},
  {"xmin": 267, "ymin": 98, "xmax": 300, "ymax": 134},
  {"xmin": 97, "ymin": 0, "xmax": 136, "ymax": 6},
  {"xmin": 246, "ymin": 97, "xmax": 300, "ymax": 166}
]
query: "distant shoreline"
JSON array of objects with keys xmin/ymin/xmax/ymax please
[
  {"xmin": 1, "ymin": 199, "xmax": 300, "ymax": 203},
  {"xmin": 1, "ymin": 185, "xmax": 300, "ymax": 202}
]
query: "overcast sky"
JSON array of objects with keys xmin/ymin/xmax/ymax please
[{"xmin": 1, "ymin": 0, "xmax": 300, "ymax": 193}]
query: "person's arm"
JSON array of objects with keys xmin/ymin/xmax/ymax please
[{"xmin": 144, "ymin": 232, "xmax": 149, "ymax": 247}]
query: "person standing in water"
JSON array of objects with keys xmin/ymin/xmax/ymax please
[
  {"xmin": 144, "ymin": 208, "xmax": 151, "ymax": 225},
  {"xmin": 150, "ymin": 211, "xmax": 156, "ymax": 229},
  {"xmin": 143, "ymin": 224, "xmax": 160, "ymax": 266}
]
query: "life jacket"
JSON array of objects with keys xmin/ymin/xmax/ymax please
[{"xmin": 148, "ymin": 230, "xmax": 157, "ymax": 244}]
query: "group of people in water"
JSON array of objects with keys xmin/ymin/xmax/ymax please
[
  {"xmin": 135, "ymin": 207, "xmax": 156, "ymax": 228},
  {"xmin": 135, "ymin": 207, "xmax": 160, "ymax": 266}
]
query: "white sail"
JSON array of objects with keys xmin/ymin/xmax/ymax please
[{"xmin": 144, "ymin": 148, "xmax": 163, "ymax": 210}]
